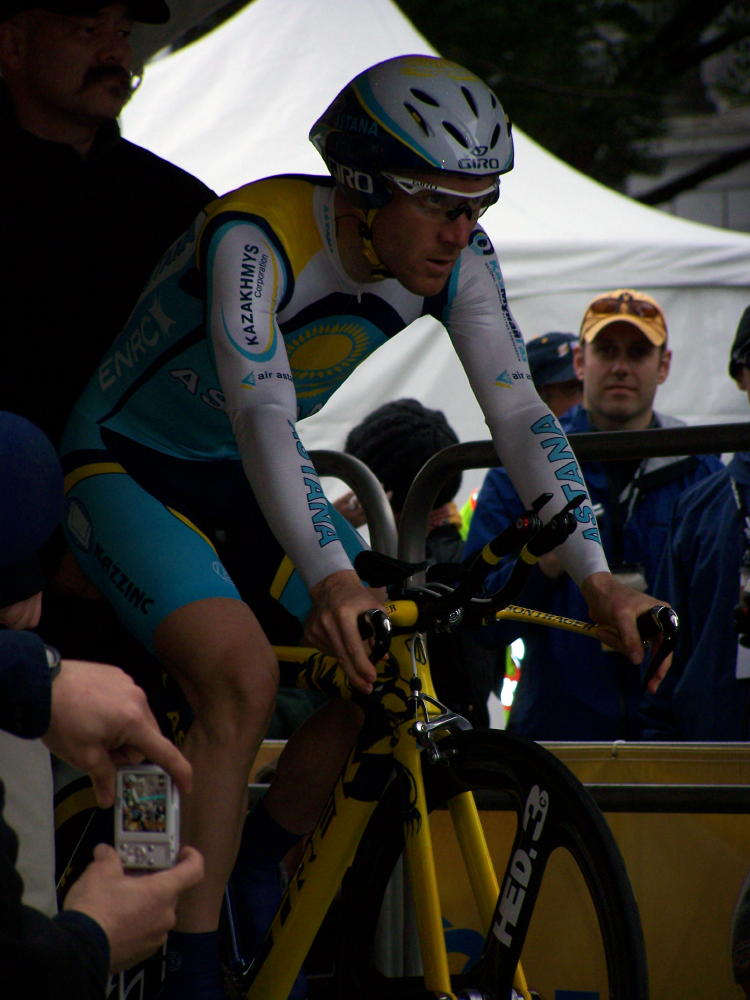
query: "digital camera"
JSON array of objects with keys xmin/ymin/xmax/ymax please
[{"xmin": 115, "ymin": 763, "xmax": 179, "ymax": 870}]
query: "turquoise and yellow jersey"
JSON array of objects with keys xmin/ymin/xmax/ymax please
[{"xmin": 65, "ymin": 175, "xmax": 605, "ymax": 591}]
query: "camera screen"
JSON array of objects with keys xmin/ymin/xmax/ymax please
[{"xmin": 120, "ymin": 771, "xmax": 168, "ymax": 833}]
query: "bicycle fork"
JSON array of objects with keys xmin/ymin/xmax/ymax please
[{"xmin": 396, "ymin": 683, "xmax": 532, "ymax": 1000}]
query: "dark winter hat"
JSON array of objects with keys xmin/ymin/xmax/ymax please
[
  {"xmin": 730, "ymin": 306, "xmax": 750, "ymax": 380},
  {"xmin": 345, "ymin": 399, "xmax": 461, "ymax": 513},
  {"xmin": 0, "ymin": 412, "xmax": 63, "ymax": 606},
  {"xmin": 0, "ymin": 0, "xmax": 169, "ymax": 23},
  {"xmin": 526, "ymin": 332, "xmax": 578, "ymax": 387}
]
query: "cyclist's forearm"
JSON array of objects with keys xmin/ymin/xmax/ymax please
[{"xmin": 231, "ymin": 405, "xmax": 351, "ymax": 589}]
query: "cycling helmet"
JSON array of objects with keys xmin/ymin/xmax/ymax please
[{"xmin": 310, "ymin": 54, "xmax": 514, "ymax": 210}]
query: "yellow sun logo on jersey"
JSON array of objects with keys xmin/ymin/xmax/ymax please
[{"xmin": 286, "ymin": 319, "xmax": 381, "ymax": 402}]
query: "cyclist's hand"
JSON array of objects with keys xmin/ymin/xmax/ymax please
[
  {"xmin": 0, "ymin": 591, "xmax": 42, "ymax": 630},
  {"xmin": 44, "ymin": 659, "xmax": 192, "ymax": 807},
  {"xmin": 63, "ymin": 843, "xmax": 204, "ymax": 972},
  {"xmin": 304, "ymin": 569, "xmax": 386, "ymax": 694},
  {"xmin": 581, "ymin": 571, "xmax": 673, "ymax": 683}
]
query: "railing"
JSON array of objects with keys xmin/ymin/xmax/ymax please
[
  {"xmin": 397, "ymin": 422, "xmax": 750, "ymax": 569},
  {"xmin": 311, "ymin": 449, "xmax": 398, "ymax": 557}
]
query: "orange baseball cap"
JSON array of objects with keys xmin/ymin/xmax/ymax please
[{"xmin": 580, "ymin": 289, "xmax": 667, "ymax": 346}]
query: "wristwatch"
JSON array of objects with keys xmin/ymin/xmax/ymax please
[{"xmin": 44, "ymin": 644, "xmax": 62, "ymax": 681}]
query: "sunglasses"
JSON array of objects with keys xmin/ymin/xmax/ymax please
[
  {"xmin": 383, "ymin": 172, "xmax": 500, "ymax": 223},
  {"xmin": 588, "ymin": 292, "xmax": 662, "ymax": 320}
]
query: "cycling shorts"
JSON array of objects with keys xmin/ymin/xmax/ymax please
[{"xmin": 61, "ymin": 427, "xmax": 366, "ymax": 653}]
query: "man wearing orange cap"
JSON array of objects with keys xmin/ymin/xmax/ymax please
[{"xmin": 465, "ymin": 289, "xmax": 722, "ymax": 739}]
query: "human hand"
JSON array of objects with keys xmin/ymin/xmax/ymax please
[
  {"xmin": 63, "ymin": 843, "xmax": 204, "ymax": 972},
  {"xmin": 304, "ymin": 569, "xmax": 387, "ymax": 694},
  {"xmin": 44, "ymin": 660, "xmax": 192, "ymax": 807},
  {"xmin": 581, "ymin": 572, "xmax": 672, "ymax": 689},
  {"xmin": 0, "ymin": 592, "xmax": 42, "ymax": 629},
  {"xmin": 332, "ymin": 490, "xmax": 367, "ymax": 527}
]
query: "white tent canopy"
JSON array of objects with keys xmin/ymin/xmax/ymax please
[{"xmin": 122, "ymin": 0, "xmax": 750, "ymax": 488}]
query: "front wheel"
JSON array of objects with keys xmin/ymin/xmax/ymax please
[{"xmin": 330, "ymin": 728, "xmax": 648, "ymax": 999}]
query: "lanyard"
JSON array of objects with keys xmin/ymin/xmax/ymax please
[{"xmin": 604, "ymin": 460, "xmax": 645, "ymax": 566}]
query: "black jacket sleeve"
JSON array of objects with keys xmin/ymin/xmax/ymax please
[
  {"xmin": 0, "ymin": 782, "xmax": 110, "ymax": 998},
  {"xmin": 0, "ymin": 630, "xmax": 51, "ymax": 738},
  {"xmin": 0, "ymin": 633, "xmax": 110, "ymax": 993}
]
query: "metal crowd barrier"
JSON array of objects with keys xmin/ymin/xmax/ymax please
[
  {"xmin": 398, "ymin": 421, "xmax": 750, "ymax": 568},
  {"xmin": 311, "ymin": 449, "xmax": 398, "ymax": 557}
]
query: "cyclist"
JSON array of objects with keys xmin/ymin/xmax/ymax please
[{"xmin": 60, "ymin": 55, "xmax": 668, "ymax": 998}]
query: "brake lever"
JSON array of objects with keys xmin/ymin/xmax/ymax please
[
  {"xmin": 525, "ymin": 493, "xmax": 585, "ymax": 558},
  {"xmin": 638, "ymin": 604, "xmax": 679, "ymax": 687},
  {"xmin": 358, "ymin": 608, "xmax": 392, "ymax": 664},
  {"xmin": 482, "ymin": 494, "xmax": 585, "ymax": 612}
]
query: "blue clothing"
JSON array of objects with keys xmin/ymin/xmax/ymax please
[
  {"xmin": 0, "ymin": 412, "xmax": 62, "ymax": 607},
  {"xmin": 464, "ymin": 405, "xmax": 723, "ymax": 740},
  {"xmin": 639, "ymin": 452, "xmax": 750, "ymax": 740}
]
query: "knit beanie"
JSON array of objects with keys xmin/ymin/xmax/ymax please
[
  {"xmin": 0, "ymin": 412, "xmax": 63, "ymax": 605},
  {"xmin": 344, "ymin": 398, "xmax": 461, "ymax": 513}
]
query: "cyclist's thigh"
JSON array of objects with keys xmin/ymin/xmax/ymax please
[
  {"xmin": 219, "ymin": 503, "xmax": 368, "ymax": 638},
  {"xmin": 63, "ymin": 463, "xmax": 241, "ymax": 654}
]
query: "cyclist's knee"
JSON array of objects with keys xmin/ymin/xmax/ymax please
[
  {"xmin": 155, "ymin": 598, "xmax": 279, "ymax": 736},
  {"xmin": 195, "ymin": 642, "xmax": 278, "ymax": 717}
]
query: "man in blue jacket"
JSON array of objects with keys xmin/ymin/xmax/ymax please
[
  {"xmin": 465, "ymin": 289, "xmax": 722, "ymax": 740},
  {"xmin": 640, "ymin": 305, "xmax": 750, "ymax": 742}
]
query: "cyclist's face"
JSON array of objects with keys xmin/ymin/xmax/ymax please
[
  {"xmin": 574, "ymin": 323, "xmax": 671, "ymax": 431},
  {"xmin": 372, "ymin": 171, "xmax": 495, "ymax": 297},
  {"xmin": 3, "ymin": 5, "xmax": 134, "ymax": 130}
]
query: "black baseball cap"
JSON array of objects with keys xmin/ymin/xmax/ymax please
[
  {"xmin": 526, "ymin": 332, "xmax": 579, "ymax": 387},
  {"xmin": 730, "ymin": 306, "xmax": 750, "ymax": 380},
  {"xmin": 0, "ymin": 0, "xmax": 169, "ymax": 23}
]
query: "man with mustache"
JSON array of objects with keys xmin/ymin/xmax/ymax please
[
  {"xmin": 0, "ymin": 1, "xmax": 215, "ymax": 445},
  {"xmin": 0, "ymin": 0, "xmax": 214, "ymax": 928},
  {"xmin": 465, "ymin": 289, "xmax": 722, "ymax": 739}
]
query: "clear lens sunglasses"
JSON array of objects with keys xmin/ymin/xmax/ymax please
[{"xmin": 383, "ymin": 172, "xmax": 500, "ymax": 222}]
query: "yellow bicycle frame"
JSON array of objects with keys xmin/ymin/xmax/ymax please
[{"xmin": 248, "ymin": 600, "xmax": 593, "ymax": 1000}]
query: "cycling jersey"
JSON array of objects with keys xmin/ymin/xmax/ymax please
[{"xmin": 62, "ymin": 175, "xmax": 606, "ymax": 646}]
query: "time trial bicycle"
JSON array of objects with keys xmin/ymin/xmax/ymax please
[{"xmin": 222, "ymin": 492, "xmax": 676, "ymax": 1000}]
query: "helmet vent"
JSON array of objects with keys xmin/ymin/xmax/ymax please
[
  {"xmin": 441, "ymin": 120, "xmax": 470, "ymax": 148},
  {"xmin": 409, "ymin": 87, "xmax": 440, "ymax": 107},
  {"xmin": 490, "ymin": 123, "xmax": 501, "ymax": 149},
  {"xmin": 404, "ymin": 102, "xmax": 432, "ymax": 137},
  {"xmin": 460, "ymin": 86, "xmax": 478, "ymax": 117}
]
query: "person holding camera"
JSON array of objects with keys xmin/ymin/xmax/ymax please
[
  {"xmin": 0, "ymin": 411, "xmax": 204, "ymax": 997},
  {"xmin": 465, "ymin": 289, "xmax": 722, "ymax": 740}
]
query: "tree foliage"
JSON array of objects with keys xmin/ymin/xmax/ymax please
[{"xmin": 396, "ymin": 0, "xmax": 750, "ymax": 190}]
